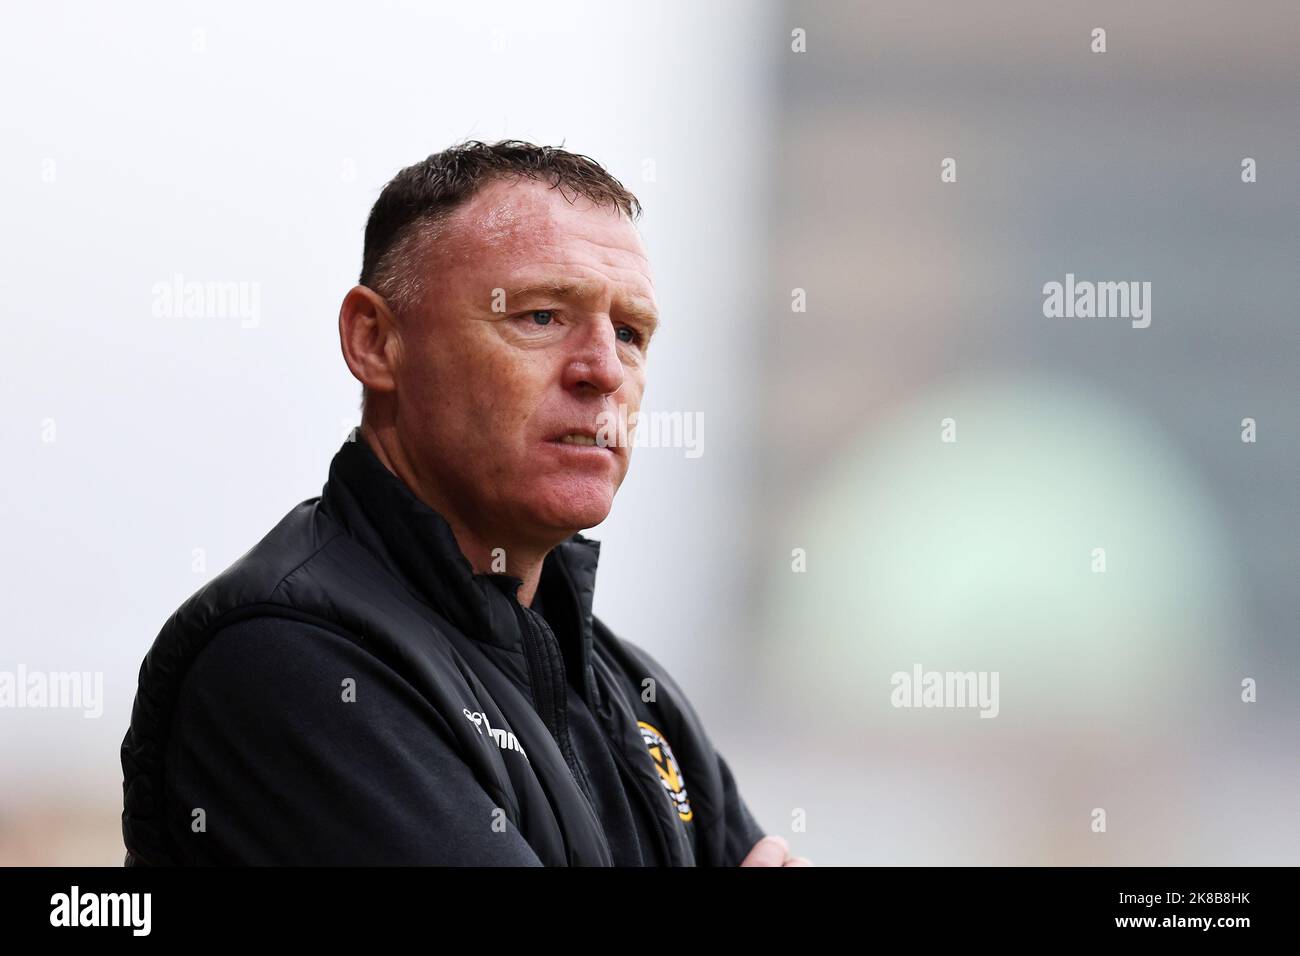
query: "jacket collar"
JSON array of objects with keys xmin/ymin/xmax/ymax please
[{"xmin": 321, "ymin": 429, "xmax": 602, "ymax": 668}]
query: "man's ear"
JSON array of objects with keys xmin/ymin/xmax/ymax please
[{"xmin": 339, "ymin": 285, "xmax": 400, "ymax": 397}]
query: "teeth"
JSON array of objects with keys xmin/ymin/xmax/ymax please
[{"xmin": 559, "ymin": 434, "xmax": 598, "ymax": 446}]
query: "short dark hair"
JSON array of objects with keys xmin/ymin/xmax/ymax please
[{"xmin": 355, "ymin": 139, "xmax": 643, "ymax": 415}]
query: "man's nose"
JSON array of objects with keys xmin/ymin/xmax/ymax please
[{"xmin": 561, "ymin": 320, "xmax": 625, "ymax": 396}]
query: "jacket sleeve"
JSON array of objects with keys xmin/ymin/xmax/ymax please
[
  {"xmin": 716, "ymin": 748, "xmax": 768, "ymax": 867},
  {"xmin": 164, "ymin": 615, "xmax": 543, "ymax": 865}
]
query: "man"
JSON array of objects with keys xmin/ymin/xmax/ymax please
[{"xmin": 120, "ymin": 140, "xmax": 811, "ymax": 867}]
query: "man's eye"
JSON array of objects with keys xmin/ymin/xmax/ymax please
[
  {"xmin": 616, "ymin": 326, "xmax": 642, "ymax": 346},
  {"xmin": 529, "ymin": 310, "xmax": 554, "ymax": 326}
]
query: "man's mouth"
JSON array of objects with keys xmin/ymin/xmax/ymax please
[{"xmin": 546, "ymin": 428, "xmax": 620, "ymax": 455}]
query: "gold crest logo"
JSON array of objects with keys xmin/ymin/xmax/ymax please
[{"xmin": 637, "ymin": 720, "xmax": 693, "ymax": 823}]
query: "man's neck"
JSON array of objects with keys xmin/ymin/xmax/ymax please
[{"xmin": 358, "ymin": 421, "xmax": 550, "ymax": 606}]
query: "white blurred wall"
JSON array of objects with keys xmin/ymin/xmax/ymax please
[{"xmin": 0, "ymin": 0, "xmax": 778, "ymax": 864}]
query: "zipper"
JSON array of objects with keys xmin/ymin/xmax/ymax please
[
  {"xmin": 608, "ymin": 733, "xmax": 677, "ymax": 866},
  {"xmin": 512, "ymin": 601, "xmax": 593, "ymax": 803},
  {"xmin": 513, "ymin": 601, "xmax": 559, "ymax": 733},
  {"xmin": 588, "ymin": 658, "xmax": 679, "ymax": 865},
  {"xmin": 516, "ymin": 598, "xmax": 670, "ymax": 863}
]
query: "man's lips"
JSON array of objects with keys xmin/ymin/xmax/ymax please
[{"xmin": 544, "ymin": 429, "xmax": 621, "ymax": 454}]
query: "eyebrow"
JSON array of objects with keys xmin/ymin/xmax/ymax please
[{"xmin": 506, "ymin": 279, "xmax": 660, "ymax": 332}]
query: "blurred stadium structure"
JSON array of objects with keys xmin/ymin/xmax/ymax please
[{"xmin": 749, "ymin": 0, "xmax": 1299, "ymax": 865}]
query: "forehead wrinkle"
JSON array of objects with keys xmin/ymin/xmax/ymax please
[
  {"xmin": 506, "ymin": 265, "xmax": 657, "ymax": 316},
  {"xmin": 435, "ymin": 183, "xmax": 652, "ymax": 311}
]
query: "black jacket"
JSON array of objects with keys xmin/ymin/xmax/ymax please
[{"xmin": 120, "ymin": 430, "xmax": 766, "ymax": 865}]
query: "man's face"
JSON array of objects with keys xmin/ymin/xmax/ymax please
[{"xmin": 391, "ymin": 176, "xmax": 658, "ymax": 549}]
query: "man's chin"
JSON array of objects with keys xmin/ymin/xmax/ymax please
[{"xmin": 530, "ymin": 480, "xmax": 616, "ymax": 536}]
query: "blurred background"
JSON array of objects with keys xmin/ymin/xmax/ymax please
[{"xmin": 1, "ymin": 0, "xmax": 1296, "ymax": 865}]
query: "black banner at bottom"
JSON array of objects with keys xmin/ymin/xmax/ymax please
[{"xmin": 0, "ymin": 865, "xmax": 1283, "ymax": 941}]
